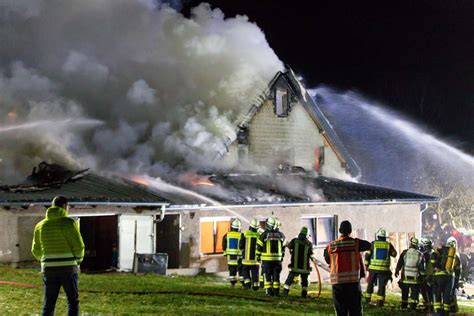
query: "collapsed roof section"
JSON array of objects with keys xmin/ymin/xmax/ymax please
[{"xmin": 0, "ymin": 162, "xmax": 170, "ymax": 207}]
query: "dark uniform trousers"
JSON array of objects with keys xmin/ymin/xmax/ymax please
[
  {"xmin": 332, "ymin": 282, "xmax": 362, "ymax": 316},
  {"xmin": 263, "ymin": 261, "xmax": 282, "ymax": 292},
  {"xmin": 434, "ymin": 274, "xmax": 454, "ymax": 316},
  {"xmin": 420, "ymin": 276, "xmax": 434, "ymax": 310},
  {"xmin": 399, "ymin": 282, "xmax": 420, "ymax": 309},
  {"xmin": 366, "ymin": 272, "xmax": 391, "ymax": 301},
  {"xmin": 284, "ymin": 271, "xmax": 309, "ymax": 289},
  {"xmin": 242, "ymin": 264, "xmax": 259, "ymax": 290}
]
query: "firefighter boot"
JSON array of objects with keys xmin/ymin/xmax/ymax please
[
  {"xmin": 376, "ymin": 299, "xmax": 385, "ymax": 307},
  {"xmin": 282, "ymin": 288, "xmax": 289, "ymax": 296},
  {"xmin": 265, "ymin": 288, "xmax": 273, "ymax": 296},
  {"xmin": 409, "ymin": 303, "xmax": 417, "ymax": 310},
  {"xmin": 273, "ymin": 287, "xmax": 280, "ymax": 297},
  {"xmin": 302, "ymin": 290, "xmax": 308, "ymax": 299}
]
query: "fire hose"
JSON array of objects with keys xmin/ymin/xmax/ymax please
[{"xmin": 309, "ymin": 258, "xmax": 330, "ymax": 298}]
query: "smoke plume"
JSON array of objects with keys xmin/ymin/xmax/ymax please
[{"xmin": 0, "ymin": 0, "xmax": 283, "ymax": 183}]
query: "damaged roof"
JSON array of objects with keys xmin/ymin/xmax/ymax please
[
  {"xmin": 0, "ymin": 163, "xmax": 437, "ymax": 208},
  {"xmin": 0, "ymin": 163, "xmax": 170, "ymax": 206},
  {"xmin": 185, "ymin": 173, "xmax": 438, "ymax": 205}
]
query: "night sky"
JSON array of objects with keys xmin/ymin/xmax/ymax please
[{"xmin": 185, "ymin": 0, "xmax": 474, "ymax": 152}]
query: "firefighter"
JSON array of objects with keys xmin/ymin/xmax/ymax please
[
  {"xmin": 432, "ymin": 236, "xmax": 461, "ymax": 316},
  {"xmin": 364, "ymin": 227, "xmax": 397, "ymax": 307},
  {"xmin": 222, "ymin": 218, "xmax": 244, "ymax": 287},
  {"xmin": 324, "ymin": 220, "xmax": 371, "ymax": 315},
  {"xmin": 283, "ymin": 227, "xmax": 313, "ymax": 298},
  {"xmin": 257, "ymin": 217, "xmax": 286, "ymax": 296},
  {"xmin": 419, "ymin": 237, "xmax": 435, "ymax": 312},
  {"xmin": 395, "ymin": 237, "xmax": 422, "ymax": 310},
  {"xmin": 240, "ymin": 218, "xmax": 261, "ymax": 290}
]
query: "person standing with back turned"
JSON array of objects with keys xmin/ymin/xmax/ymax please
[
  {"xmin": 31, "ymin": 196, "xmax": 85, "ymax": 316},
  {"xmin": 324, "ymin": 220, "xmax": 371, "ymax": 315}
]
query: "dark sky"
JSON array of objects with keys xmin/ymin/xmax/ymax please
[{"xmin": 185, "ymin": 0, "xmax": 474, "ymax": 152}]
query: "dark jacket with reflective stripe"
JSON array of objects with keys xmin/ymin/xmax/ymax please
[
  {"xmin": 257, "ymin": 229, "xmax": 286, "ymax": 261},
  {"xmin": 288, "ymin": 234, "xmax": 313, "ymax": 274},
  {"xmin": 31, "ymin": 206, "xmax": 85, "ymax": 272},
  {"xmin": 240, "ymin": 228, "xmax": 260, "ymax": 265}
]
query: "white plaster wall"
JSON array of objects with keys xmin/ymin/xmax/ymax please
[{"xmin": 179, "ymin": 203, "xmax": 421, "ymax": 281}]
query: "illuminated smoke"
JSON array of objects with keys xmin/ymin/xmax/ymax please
[{"xmin": 0, "ymin": 0, "xmax": 283, "ymax": 183}]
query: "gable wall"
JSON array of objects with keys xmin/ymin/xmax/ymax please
[{"xmin": 245, "ymin": 99, "xmax": 346, "ymax": 177}]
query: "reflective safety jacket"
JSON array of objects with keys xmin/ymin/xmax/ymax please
[
  {"xmin": 240, "ymin": 229, "xmax": 260, "ymax": 265},
  {"xmin": 395, "ymin": 248, "xmax": 422, "ymax": 284},
  {"xmin": 367, "ymin": 240, "xmax": 397, "ymax": 272},
  {"xmin": 223, "ymin": 230, "xmax": 243, "ymax": 265},
  {"xmin": 326, "ymin": 236, "xmax": 360, "ymax": 284},
  {"xmin": 257, "ymin": 230, "xmax": 286, "ymax": 262},
  {"xmin": 31, "ymin": 206, "xmax": 85, "ymax": 271},
  {"xmin": 288, "ymin": 235, "xmax": 313, "ymax": 274}
]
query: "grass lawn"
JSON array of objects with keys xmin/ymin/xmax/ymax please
[{"xmin": 1, "ymin": 266, "xmax": 474, "ymax": 315}]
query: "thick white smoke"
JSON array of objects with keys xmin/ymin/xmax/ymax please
[{"xmin": 0, "ymin": 0, "xmax": 283, "ymax": 183}]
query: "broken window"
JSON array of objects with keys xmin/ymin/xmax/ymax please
[
  {"xmin": 200, "ymin": 218, "xmax": 230, "ymax": 255},
  {"xmin": 302, "ymin": 215, "xmax": 337, "ymax": 247},
  {"xmin": 275, "ymin": 88, "xmax": 289, "ymax": 117}
]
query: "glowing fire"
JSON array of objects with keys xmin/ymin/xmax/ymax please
[
  {"xmin": 7, "ymin": 111, "xmax": 17, "ymax": 120},
  {"xmin": 191, "ymin": 178, "xmax": 215, "ymax": 187},
  {"xmin": 129, "ymin": 176, "xmax": 150, "ymax": 186}
]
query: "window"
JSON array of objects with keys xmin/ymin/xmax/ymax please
[
  {"xmin": 301, "ymin": 216, "xmax": 337, "ymax": 247},
  {"xmin": 200, "ymin": 218, "xmax": 231, "ymax": 255},
  {"xmin": 275, "ymin": 88, "xmax": 289, "ymax": 116}
]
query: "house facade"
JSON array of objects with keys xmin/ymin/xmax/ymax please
[
  {"xmin": 0, "ymin": 164, "xmax": 438, "ymax": 283},
  {"xmin": 222, "ymin": 68, "xmax": 360, "ymax": 180}
]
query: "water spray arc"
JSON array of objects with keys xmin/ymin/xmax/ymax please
[{"xmin": 130, "ymin": 175, "xmax": 250, "ymax": 223}]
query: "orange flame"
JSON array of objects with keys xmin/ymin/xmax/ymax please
[
  {"xmin": 191, "ymin": 178, "xmax": 215, "ymax": 187},
  {"xmin": 129, "ymin": 176, "xmax": 150, "ymax": 186},
  {"xmin": 7, "ymin": 111, "xmax": 17, "ymax": 120}
]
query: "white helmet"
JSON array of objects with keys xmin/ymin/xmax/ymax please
[
  {"xmin": 249, "ymin": 218, "xmax": 259, "ymax": 229},
  {"xmin": 446, "ymin": 236, "xmax": 457, "ymax": 248},
  {"xmin": 231, "ymin": 219, "xmax": 242, "ymax": 231},
  {"xmin": 376, "ymin": 228, "xmax": 388, "ymax": 239}
]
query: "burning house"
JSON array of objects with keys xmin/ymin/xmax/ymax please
[
  {"xmin": 221, "ymin": 67, "xmax": 360, "ymax": 180},
  {"xmin": 0, "ymin": 162, "xmax": 437, "ymax": 280}
]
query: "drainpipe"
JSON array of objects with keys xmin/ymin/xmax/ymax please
[
  {"xmin": 420, "ymin": 203, "xmax": 429, "ymax": 237},
  {"xmin": 155, "ymin": 205, "xmax": 166, "ymax": 223}
]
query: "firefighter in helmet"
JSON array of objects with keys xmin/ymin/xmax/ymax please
[
  {"xmin": 283, "ymin": 226, "xmax": 314, "ymax": 298},
  {"xmin": 240, "ymin": 218, "xmax": 261, "ymax": 290},
  {"xmin": 419, "ymin": 237, "xmax": 435, "ymax": 312},
  {"xmin": 222, "ymin": 218, "xmax": 244, "ymax": 287},
  {"xmin": 364, "ymin": 227, "xmax": 397, "ymax": 307},
  {"xmin": 395, "ymin": 237, "xmax": 422, "ymax": 310},
  {"xmin": 257, "ymin": 217, "xmax": 286, "ymax": 296},
  {"xmin": 432, "ymin": 236, "xmax": 461, "ymax": 315}
]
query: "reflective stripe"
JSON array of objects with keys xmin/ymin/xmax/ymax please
[
  {"xmin": 242, "ymin": 230, "xmax": 259, "ymax": 265},
  {"xmin": 328, "ymin": 237, "xmax": 360, "ymax": 284}
]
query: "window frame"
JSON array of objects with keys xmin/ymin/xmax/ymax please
[
  {"xmin": 301, "ymin": 215, "xmax": 338, "ymax": 248},
  {"xmin": 274, "ymin": 87, "xmax": 289, "ymax": 117},
  {"xmin": 199, "ymin": 217, "xmax": 232, "ymax": 256}
]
